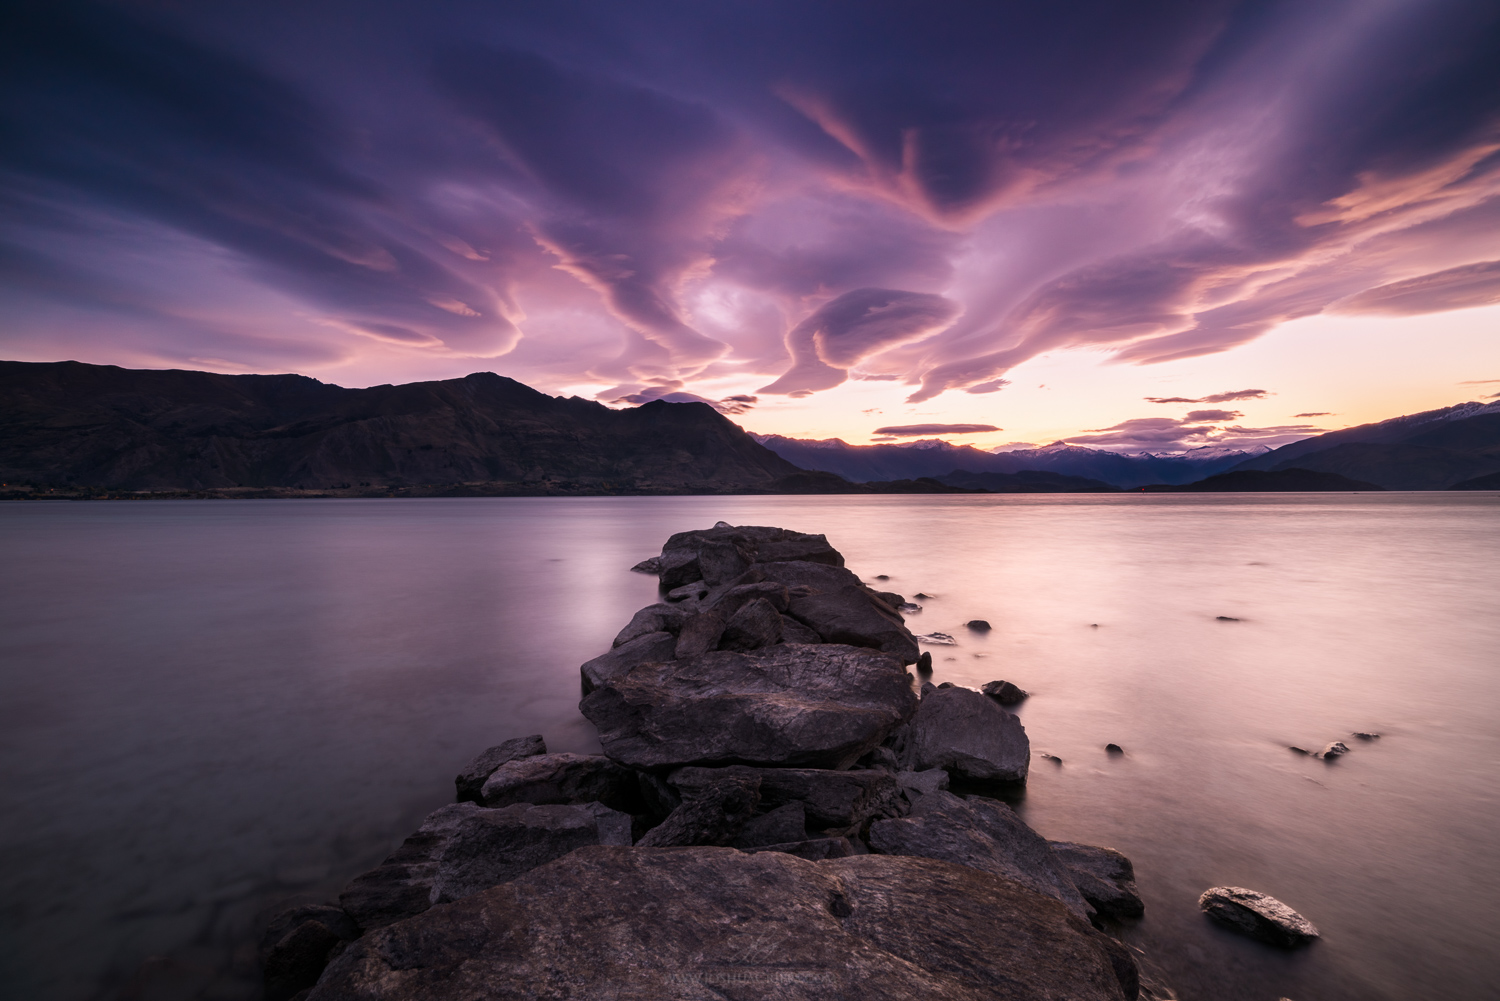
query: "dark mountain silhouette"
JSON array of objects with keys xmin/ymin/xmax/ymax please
[
  {"xmin": 1151, "ymin": 468, "xmax": 1384, "ymax": 492},
  {"xmin": 1230, "ymin": 401, "xmax": 1500, "ymax": 489},
  {"xmin": 750, "ymin": 434, "xmax": 1264, "ymax": 488},
  {"xmin": 1449, "ymin": 471, "xmax": 1500, "ymax": 490},
  {"xmin": 935, "ymin": 469, "xmax": 1117, "ymax": 493},
  {"xmin": 0, "ymin": 360, "xmax": 812, "ymax": 494}
]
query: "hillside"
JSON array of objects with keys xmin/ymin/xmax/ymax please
[
  {"xmin": 1231, "ymin": 401, "xmax": 1500, "ymax": 489},
  {"xmin": 0, "ymin": 361, "xmax": 806, "ymax": 494}
]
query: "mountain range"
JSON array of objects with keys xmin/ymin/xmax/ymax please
[
  {"xmin": 0, "ymin": 360, "xmax": 809, "ymax": 495},
  {"xmin": 751, "ymin": 434, "xmax": 1270, "ymax": 488},
  {"xmin": 3, "ymin": 359, "xmax": 1497, "ymax": 495}
]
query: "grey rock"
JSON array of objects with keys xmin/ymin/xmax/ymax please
[
  {"xmin": 1050, "ymin": 842, "xmax": 1144, "ymax": 919},
  {"xmin": 1198, "ymin": 886, "xmax": 1319, "ymax": 947},
  {"xmin": 670, "ymin": 763, "xmax": 905, "ymax": 829},
  {"xmin": 982, "ymin": 679, "xmax": 1029, "ymax": 705},
  {"xmin": 868, "ymin": 791, "xmax": 1092, "ymax": 921},
  {"xmin": 895, "ymin": 768, "xmax": 950, "ymax": 809},
  {"xmin": 261, "ymin": 905, "xmax": 360, "ymax": 1001},
  {"xmin": 1318, "ymin": 741, "xmax": 1350, "ymax": 759},
  {"xmin": 704, "ymin": 580, "xmax": 790, "ymax": 617},
  {"xmin": 697, "ymin": 539, "xmax": 754, "ymax": 585},
  {"xmin": 311, "ymin": 848, "xmax": 1137, "ymax": 1001},
  {"xmin": 657, "ymin": 549, "xmax": 702, "ymax": 589},
  {"xmin": 431, "ymin": 802, "xmax": 631, "ymax": 904},
  {"xmin": 733, "ymin": 801, "xmax": 809, "ymax": 848},
  {"xmin": 579, "ymin": 630, "xmax": 677, "ymax": 695},
  {"xmin": 778, "ymin": 613, "xmax": 823, "ymax": 643},
  {"xmin": 453, "ymin": 734, "xmax": 546, "ymax": 804},
  {"xmin": 673, "ymin": 609, "xmax": 726, "ymax": 659},
  {"xmin": 611, "ymin": 602, "xmax": 691, "ymax": 647},
  {"xmin": 636, "ymin": 773, "xmax": 761, "ymax": 847},
  {"xmin": 744, "ymin": 836, "xmax": 856, "ymax": 860},
  {"xmin": 665, "ymin": 580, "xmax": 709, "ymax": 602},
  {"xmin": 719, "ymin": 597, "xmax": 783, "ymax": 651},
  {"xmin": 747, "ymin": 561, "xmax": 920, "ymax": 663},
  {"xmin": 478, "ymin": 752, "xmax": 644, "ymax": 814},
  {"xmin": 581, "ymin": 643, "xmax": 918, "ymax": 771},
  {"xmin": 338, "ymin": 803, "xmax": 483, "ymax": 931},
  {"xmin": 900, "ymin": 684, "xmax": 1030, "ymax": 782}
]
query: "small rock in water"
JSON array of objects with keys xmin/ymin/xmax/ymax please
[
  {"xmin": 1351, "ymin": 731, "xmax": 1381, "ymax": 740},
  {"xmin": 1288, "ymin": 745, "xmax": 1310, "ymax": 755},
  {"xmin": 898, "ymin": 602, "xmax": 922, "ymax": 612},
  {"xmin": 1105, "ymin": 743, "xmax": 1124, "ymax": 755},
  {"xmin": 1041, "ymin": 753, "xmax": 1063, "ymax": 764},
  {"xmin": 965, "ymin": 619, "xmax": 992, "ymax": 631},
  {"xmin": 1318, "ymin": 741, "xmax": 1350, "ymax": 759},
  {"xmin": 874, "ymin": 574, "xmax": 890, "ymax": 580},
  {"xmin": 937, "ymin": 681, "xmax": 956, "ymax": 688},
  {"xmin": 915, "ymin": 592, "xmax": 934, "ymax": 599},
  {"xmin": 1216, "ymin": 615, "xmax": 1241, "ymax": 622},
  {"xmin": 916, "ymin": 651, "xmax": 933, "ymax": 674},
  {"xmin": 981, "ymin": 680, "xmax": 1028, "ymax": 705},
  {"xmin": 917, "ymin": 632, "xmax": 958, "ymax": 645},
  {"xmin": 1198, "ymin": 886, "xmax": 1319, "ymax": 947},
  {"xmin": 1089, "ymin": 623, "xmax": 1099, "ymax": 628}
]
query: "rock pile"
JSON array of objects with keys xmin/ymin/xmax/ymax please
[{"xmin": 263, "ymin": 524, "xmax": 1148, "ymax": 1001}]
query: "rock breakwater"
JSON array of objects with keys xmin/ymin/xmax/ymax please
[{"xmin": 263, "ymin": 524, "xmax": 1149, "ymax": 1000}]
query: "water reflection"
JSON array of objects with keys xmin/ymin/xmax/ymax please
[{"xmin": 1, "ymin": 494, "xmax": 1496, "ymax": 1000}]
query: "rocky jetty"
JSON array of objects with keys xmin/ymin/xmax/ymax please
[{"xmin": 263, "ymin": 524, "xmax": 1151, "ymax": 1000}]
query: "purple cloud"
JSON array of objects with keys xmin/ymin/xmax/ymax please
[
  {"xmin": 872, "ymin": 423, "xmax": 1001, "ymax": 437},
  {"xmin": 1145, "ymin": 389, "xmax": 1269, "ymax": 404}
]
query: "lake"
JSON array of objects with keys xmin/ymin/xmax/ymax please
[{"xmin": 2, "ymin": 494, "xmax": 1497, "ymax": 1001}]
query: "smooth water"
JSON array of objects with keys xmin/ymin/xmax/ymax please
[{"xmin": 1, "ymin": 495, "xmax": 1497, "ymax": 1001}]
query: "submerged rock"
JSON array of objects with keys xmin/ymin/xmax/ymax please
[
  {"xmin": 1050, "ymin": 842, "xmax": 1144, "ymax": 919},
  {"xmin": 453, "ymin": 734, "xmax": 546, "ymax": 803},
  {"xmin": 338, "ymin": 803, "xmax": 481, "ymax": 932},
  {"xmin": 581, "ymin": 643, "xmax": 918, "ymax": 771},
  {"xmin": 897, "ymin": 684, "xmax": 1030, "ymax": 782},
  {"xmin": 261, "ymin": 904, "xmax": 359, "ymax": 1001},
  {"xmin": 982, "ymin": 679, "xmax": 1029, "ymax": 705},
  {"xmin": 917, "ymin": 632, "xmax": 958, "ymax": 645},
  {"xmin": 868, "ymin": 791, "xmax": 1092, "ymax": 921},
  {"xmin": 1198, "ymin": 886, "xmax": 1319, "ymax": 947},
  {"xmin": 310, "ymin": 847, "xmax": 1138, "ymax": 1001}
]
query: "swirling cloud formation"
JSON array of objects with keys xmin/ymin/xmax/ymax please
[{"xmin": 2, "ymin": 1, "xmax": 1498, "ymax": 398}]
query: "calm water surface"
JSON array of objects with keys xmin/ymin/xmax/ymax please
[{"xmin": 2, "ymin": 495, "xmax": 1497, "ymax": 1001}]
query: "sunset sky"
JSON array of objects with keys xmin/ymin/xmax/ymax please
[{"xmin": 2, "ymin": 0, "xmax": 1498, "ymax": 451}]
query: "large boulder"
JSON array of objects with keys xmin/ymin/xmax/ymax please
[
  {"xmin": 310, "ymin": 847, "xmax": 1137, "ymax": 1001},
  {"xmin": 477, "ymin": 753, "xmax": 645, "ymax": 813},
  {"xmin": 610, "ymin": 603, "xmax": 693, "ymax": 647},
  {"xmin": 671, "ymin": 765, "xmax": 905, "ymax": 829},
  {"xmin": 453, "ymin": 734, "xmax": 546, "ymax": 803},
  {"xmin": 897, "ymin": 685, "xmax": 1030, "ymax": 782},
  {"xmin": 868, "ymin": 791, "xmax": 1092, "ymax": 921},
  {"xmin": 580, "ymin": 644, "xmax": 918, "ymax": 771},
  {"xmin": 579, "ymin": 630, "xmax": 677, "ymax": 695},
  {"xmin": 1198, "ymin": 886, "xmax": 1319, "ymax": 947},
  {"xmin": 1050, "ymin": 842, "xmax": 1145, "ymax": 919},
  {"xmin": 750, "ymin": 561, "xmax": 920, "ymax": 663},
  {"xmin": 338, "ymin": 801, "xmax": 632, "ymax": 933},
  {"xmin": 720, "ymin": 597, "xmax": 784, "ymax": 651}
]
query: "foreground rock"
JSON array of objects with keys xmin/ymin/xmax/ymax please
[
  {"xmin": 895, "ymin": 684, "xmax": 1030, "ymax": 782},
  {"xmin": 581, "ymin": 643, "xmax": 918, "ymax": 770},
  {"xmin": 261, "ymin": 905, "xmax": 360, "ymax": 1001},
  {"xmin": 338, "ymin": 800, "xmax": 631, "ymax": 932},
  {"xmin": 670, "ymin": 765, "xmax": 905, "ymax": 829},
  {"xmin": 1050, "ymin": 842, "xmax": 1145, "ymax": 918},
  {"xmin": 452, "ymin": 734, "xmax": 546, "ymax": 803},
  {"xmin": 868, "ymin": 791, "xmax": 1091, "ymax": 920},
  {"xmin": 477, "ymin": 752, "xmax": 645, "ymax": 813},
  {"xmin": 1198, "ymin": 886, "xmax": 1320, "ymax": 947},
  {"xmin": 310, "ymin": 847, "xmax": 1138, "ymax": 1001}
]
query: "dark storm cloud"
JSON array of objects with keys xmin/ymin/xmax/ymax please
[{"xmin": 2, "ymin": 0, "xmax": 1499, "ymax": 392}]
